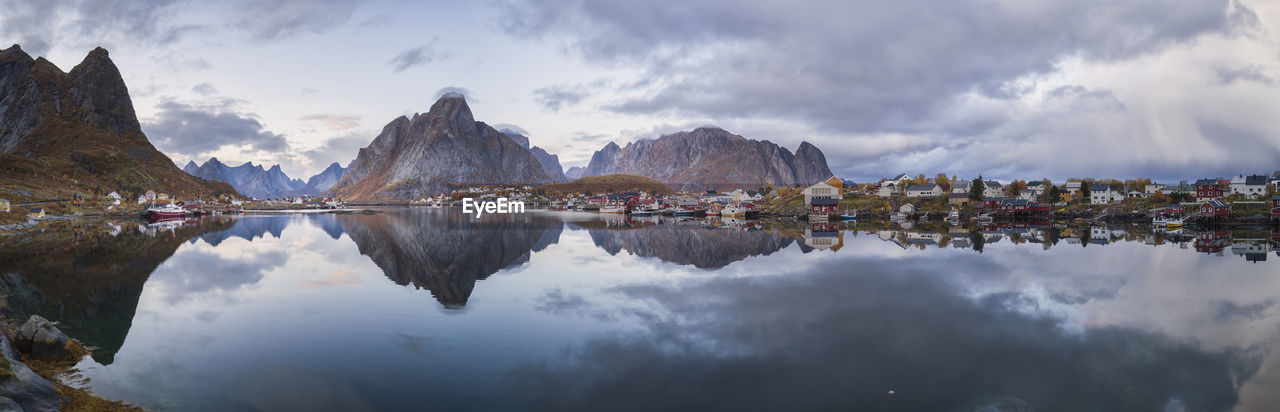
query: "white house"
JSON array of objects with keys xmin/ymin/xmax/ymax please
[
  {"xmin": 803, "ymin": 180, "xmax": 843, "ymax": 204},
  {"xmin": 877, "ymin": 185, "xmax": 894, "ymax": 198},
  {"xmin": 905, "ymin": 184, "xmax": 942, "ymax": 198},
  {"xmin": 951, "ymin": 180, "xmax": 971, "ymax": 194},
  {"xmin": 899, "ymin": 203, "xmax": 917, "ymax": 214},
  {"xmin": 1145, "ymin": 183, "xmax": 1166, "ymax": 194},
  {"xmin": 1025, "ymin": 181, "xmax": 1048, "ymax": 198},
  {"xmin": 982, "ymin": 181, "xmax": 1004, "ymax": 198},
  {"xmin": 1016, "ymin": 190, "xmax": 1038, "ymax": 201},
  {"xmin": 1064, "ymin": 181, "xmax": 1082, "ymax": 195},
  {"xmin": 1230, "ymin": 174, "xmax": 1268, "ymax": 198},
  {"xmin": 882, "ymin": 173, "xmax": 912, "ymax": 190},
  {"xmin": 107, "ymin": 191, "xmax": 121, "ymax": 200},
  {"xmin": 1090, "ymin": 185, "xmax": 1124, "ymax": 204},
  {"xmin": 144, "ymin": 190, "xmax": 157, "ymax": 201}
]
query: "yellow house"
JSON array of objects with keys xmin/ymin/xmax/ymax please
[
  {"xmin": 0, "ymin": 198, "xmax": 9, "ymax": 212},
  {"xmin": 28, "ymin": 208, "xmax": 44, "ymax": 218}
]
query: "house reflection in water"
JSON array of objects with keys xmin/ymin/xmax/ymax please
[{"xmin": 803, "ymin": 222, "xmax": 843, "ymax": 252}]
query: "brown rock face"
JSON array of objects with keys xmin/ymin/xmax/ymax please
[
  {"xmin": 582, "ymin": 127, "xmax": 833, "ymax": 190},
  {"xmin": 328, "ymin": 94, "xmax": 553, "ymax": 200},
  {"xmin": 0, "ymin": 44, "xmax": 238, "ymax": 201}
]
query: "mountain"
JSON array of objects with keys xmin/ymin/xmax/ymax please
[
  {"xmin": 501, "ymin": 129, "xmax": 567, "ymax": 182},
  {"xmin": 565, "ymin": 166, "xmax": 586, "ymax": 180},
  {"xmin": 0, "ymin": 45, "xmax": 238, "ymax": 202},
  {"xmin": 299, "ymin": 162, "xmax": 347, "ymax": 194},
  {"xmin": 183, "ymin": 158, "xmax": 306, "ymax": 199},
  {"xmin": 328, "ymin": 93, "xmax": 553, "ymax": 200},
  {"xmin": 581, "ymin": 127, "xmax": 833, "ymax": 190}
]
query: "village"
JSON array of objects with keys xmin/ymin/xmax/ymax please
[{"xmin": 1, "ymin": 171, "xmax": 1278, "ymax": 231}]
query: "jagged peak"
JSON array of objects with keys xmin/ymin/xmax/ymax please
[
  {"xmin": 70, "ymin": 46, "xmax": 117, "ymax": 75},
  {"xmin": 0, "ymin": 44, "xmax": 33, "ymax": 64},
  {"xmin": 427, "ymin": 93, "xmax": 475, "ymax": 129}
]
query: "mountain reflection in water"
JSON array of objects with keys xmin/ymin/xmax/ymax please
[{"xmin": 0, "ymin": 209, "xmax": 1277, "ymax": 411}]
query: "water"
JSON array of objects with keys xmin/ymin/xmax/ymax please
[{"xmin": 1, "ymin": 208, "xmax": 1278, "ymax": 411}]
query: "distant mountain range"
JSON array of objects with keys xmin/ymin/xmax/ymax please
[
  {"xmin": 0, "ymin": 45, "xmax": 238, "ymax": 201},
  {"xmin": 580, "ymin": 127, "xmax": 833, "ymax": 190},
  {"xmin": 500, "ymin": 128, "xmax": 568, "ymax": 183},
  {"xmin": 328, "ymin": 93, "xmax": 552, "ymax": 200},
  {"xmin": 182, "ymin": 158, "xmax": 347, "ymax": 199}
]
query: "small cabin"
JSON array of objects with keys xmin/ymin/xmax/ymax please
[
  {"xmin": 28, "ymin": 208, "xmax": 44, "ymax": 219},
  {"xmin": 1200, "ymin": 199, "xmax": 1231, "ymax": 217}
]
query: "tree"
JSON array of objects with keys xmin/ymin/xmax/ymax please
[
  {"xmin": 1009, "ymin": 180, "xmax": 1025, "ymax": 196},
  {"xmin": 1079, "ymin": 180, "xmax": 1092, "ymax": 203},
  {"xmin": 969, "ymin": 176, "xmax": 985, "ymax": 201},
  {"xmin": 1046, "ymin": 185, "xmax": 1061, "ymax": 203}
]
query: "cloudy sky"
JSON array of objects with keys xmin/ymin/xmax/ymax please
[{"xmin": 3, "ymin": 0, "xmax": 1278, "ymax": 182}]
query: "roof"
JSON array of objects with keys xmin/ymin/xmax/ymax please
[
  {"xmin": 1027, "ymin": 181, "xmax": 1045, "ymax": 187},
  {"xmin": 810, "ymin": 198, "xmax": 839, "ymax": 205},
  {"xmin": 1204, "ymin": 199, "xmax": 1229, "ymax": 208},
  {"xmin": 891, "ymin": 173, "xmax": 909, "ymax": 180},
  {"xmin": 1091, "ymin": 185, "xmax": 1118, "ymax": 191},
  {"xmin": 949, "ymin": 192, "xmax": 968, "ymax": 198},
  {"xmin": 984, "ymin": 180, "xmax": 1003, "ymax": 188},
  {"xmin": 30, "ymin": 208, "xmax": 42, "ymax": 212},
  {"xmin": 1244, "ymin": 175, "xmax": 1267, "ymax": 185},
  {"xmin": 1002, "ymin": 199, "xmax": 1030, "ymax": 206},
  {"xmin": 1273, "ymin": 196, "xmax": 1280, "ymax": 200},
  {"xmin": 1195, "ymin": 179, "xmax": 1219, "ymax": 186},
  {"xmin": 906, "ymin": 184, "xmax": 938, "ymax": 191}
]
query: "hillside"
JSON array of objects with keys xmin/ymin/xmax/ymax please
[
  {"xmin": 0, "ymin": 45, "xmax": 239, "ymax": 202},
  {"xmin": 538, "ymin": 174, "xmax": 672, "ymax": 195}
]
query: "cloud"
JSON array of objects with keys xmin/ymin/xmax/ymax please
[
  {"xmin": 230, "ymin": 0, "xmax": 366, "ymax": 41},
  {"xmin": 302, "ymin": 133, "xmax": 369, "ymax": 169},
  {"xmin": 533, "ymin": 84, "xmax": 588, "ymax": 111},
  {"xmin": 191, "ymin": 83, "xmax": 218, "ymax": 95},
  {"xmin": 143, "ymin": 100, "xmax": 291, "ymax": 155},
  {"xmin": 500, "ymin": 0, "xmax": 1277, "ymax": 181},
  {"xmin": 151, "ymin": 248, "xmax": 287, "ymax": 304},
  {"xmin": 433, "ymin": 87, "xmax": 472, "ymax": 100},
  {"xmin": 492, "ymin": 123, "xmax": 530, "ymax": 136},
  {"xmin": 299, "ymin": 114, "xmax": 363, "ymax": 132},
  {"xmin": 388, "ymin": 38, "xmax": 451, "ymax": 72}
]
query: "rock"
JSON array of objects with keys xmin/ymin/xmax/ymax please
[
  {"xmin": 15, "ymin": 316, "xmax": 70, "ymax": 359},
  {"xmin": 0, "ymin": 396, "xmax": 21, "ymax": 412},
  {"xmin": 0, "ymin": 334, "xmax": 66, "ymax": 411},
  {"xmin": 581, "ymin": 127, "xmax": 834, "ymax": 190},
  {"xmin": 328, "ymin": 94, "xmax": 553, "ymax": 200}
]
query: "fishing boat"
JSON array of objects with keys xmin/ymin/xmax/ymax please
[
  {"xmin": 147, "ymin": 203, "xmax": 187, "ymax": 221},
  {"xmin": 839, "ymin": 209, "xmax": 857, "ymax": 221},
  {"xmin": 944, "ymin": 209, "xmax": 961, "ymax": 224},
  {"xmin": 673, "ymin": 207, "xmax": 699, "ymax": 217},
  {"xmin": 600, "ymin": 203, "xmax": 626, "ymax": 214},
  {"xmin": 630, "ymin": 207, "xmax": 653, "ymax": 217},
  {"xmin": 1153, "ymin": 215, "xmax": 1185, "ymax": 228},
  {"xmin": 722, "ymin": 204, "xmax": 746, "ymax": 219}
]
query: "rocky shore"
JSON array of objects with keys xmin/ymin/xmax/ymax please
[{"xmin": 0, "ymin": 315, "xmax": 139, "ymax": 411}]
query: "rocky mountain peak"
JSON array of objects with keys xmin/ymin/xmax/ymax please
[
  {"xmin": 67, "ymin": 45, "xmax": 140, "ymax": 134},
  {"xmin": 425, "ymin": 93, "xmax": 475, "ymax": 134}
]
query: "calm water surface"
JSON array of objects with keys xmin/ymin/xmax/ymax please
[{"xmin": 1, "ymin": 208, "xmax": 1278, "ymax": 411}]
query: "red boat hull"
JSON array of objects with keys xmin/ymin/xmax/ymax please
[{"xmin": 148, "ymin": 210, "xmax": 186, "ymax": 221}]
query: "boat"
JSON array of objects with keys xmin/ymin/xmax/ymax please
[
  {"xmin": 840, "ymin": 210, "xmax": 858, "ymax": 221},
  {"xmin": 1153, "ymin": 215, "xmax": 1185, "ymax": 228},
  {"xmin": 723, "ymin": 205, "xmax": 746, "ymax": 219},
  {"xmin": 600, "ymin": 204, "xmax": 626, "ymax": 214},
  {"xmin": 630, "ymin": 209, "xmax": 653, "ymax": 217},
  {"xmin": 673, "ymin": 208, "xmax": 699, "ymax": 217},
  {"xmin": 944, "ymin": 209, "xmax": 961, "ymax": 224},
  {"xmin": 147, "ymin": 203, "xmax": 187, "ymax": 221}
]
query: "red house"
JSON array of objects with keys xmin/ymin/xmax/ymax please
[
  {"xmin": 1272, "ymin": 196, "xmax": 1280, "ymax": 218},
  {"xmin": 810, "ymin": 198, "xmax": 838, "ymax": 214},
  {"xmin": 1200, "ymin": 199, "xmax": 1231, "ymax": 217},
  {"xmin": 1000, "ymin": 199, "xmax": 1030, "ymax": 213},
  {"xmin": 980, "ymin": 198, "xmax": 1003, "ymax": 210},
  {"xmin": 1195, "ymin": 179, "xmax": 1223, "ymax": 201}
]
